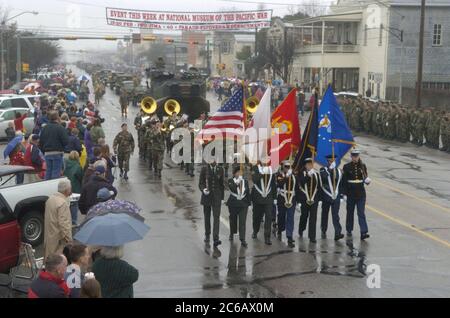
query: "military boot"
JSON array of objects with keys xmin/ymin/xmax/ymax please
[{"xmin": 124, "ymin": 171, "xmax": 129, "ymax": 181}]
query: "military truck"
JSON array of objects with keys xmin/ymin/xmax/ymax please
[{"xmin": 114, "ymin": 74, "xmax": 135, "ymax": 95}]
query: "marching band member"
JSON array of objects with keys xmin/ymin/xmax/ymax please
[
  {"xmin": 298, "ymin": 158, "xmax": 320, "ymax": 243},
  {"xmin": 251, "ymin": 158, "xmax": 277, "ymax": 245},
  {"xmin": 276, "ymin": 161, "xmax": 297, "ymax": 248},
  {"xmin": 319, "ymin": 154, "xmax": 345, "ymax": 241},
  {"xmin": 226, "ymin": 166, "xmax": 251, "ymax": 248},
  {"xmin": 342, "ymin": 149, "xmax": 370, "ymax": 240}
]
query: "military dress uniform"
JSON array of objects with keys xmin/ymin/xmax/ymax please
[
  {"xmin": 276, "ymin": 162, "xmax": 297, "ymax": 247},
  {"xmin": 342, "ymin": 150, "xmax": 370, "ymax": 240},
  {"xmin": 319, "ymin": 156, "xmax": 344, "ymax": 241},
  {"xmin": 113, "ymin": 128, "xmax": 135, "ymax": 180},
  {"xmin": 199, "ymin": 164, "xmax": 225, "ymax": 247},
  {"xmin": 298, "ymin": 161, "xmax": 320, "ymax": 242},
  {"xmin": 226, "ymin": 174, "xmax": 250, "ymax": 247},
  {"xmin": 251, "ymin": 164, "xmax": 277, "ymax": 245}
]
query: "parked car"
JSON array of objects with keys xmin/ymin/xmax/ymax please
[
  {"xmin": 0, "ymin": 94, "xmax": 37, "ymax": 111},
  {"xmin": 0, "ymin": 166, "xmax": 69, "ymax": 252},
  {"xmin": 0, "ymin": 108, "xmax": 34, "ymax": 139}
]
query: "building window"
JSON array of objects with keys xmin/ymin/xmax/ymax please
[
  {"xmin": 379, "ymin": 24, "xmax": 383, "ymax": 46},
  {"xmin": 364, "ymin": 24, "xmax": 368, "ymax": 46},
  {"xmin": 433, "ymin": 24, "xmax": 442, "ymax": 46},
  {"xmin": 221, "ymin": 41, "xmax": 231, "ymax": 54}
]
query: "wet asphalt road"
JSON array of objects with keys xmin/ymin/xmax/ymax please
[
  {"xmin": 2, "ymin": 67, "xmax": 450, "ymax": 297},
  {"xmin": 98, "ymin": 83, "xmax": 450, "ymax": 298}
]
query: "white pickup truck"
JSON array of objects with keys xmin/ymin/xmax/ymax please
[{"xmin": 0, "ymin": 165, "xmax": 69, "ymax": 247}]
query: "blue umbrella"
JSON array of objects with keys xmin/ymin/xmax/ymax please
[
  {"xmin": 4, "ymin": 135, "xmax": 23, "ymax": 159},
  {"xmin": 74, "ymin": 213, "xmax": 150, "ymax": 246},
  {"xmin": 78, "ymin": 74, "xmax": 91, "ymax": 82}
]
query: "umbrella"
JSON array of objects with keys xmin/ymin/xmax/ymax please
[
  {"xmin": 4, "ymin": 136, "xmax": 23, "ymax": 159},
  {"xmin": 80, "ymin": 200, "xmax": 144, "ymax": 227},
  {"xmin": 78, "ymin": 74, "xmax": 91, "ymax": 82},
  {"xmin": 24, "ymin": 82, "xmax": 40, "ymax": 93},
  {"xmin": 74, "ymin": 213, "xmax": 150, "ymax": 246}
]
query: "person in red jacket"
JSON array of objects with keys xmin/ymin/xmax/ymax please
[
  {"xmin": 28, "ymin": 254, "xmax": 70, "ymax": 298},
  {"xmin": 9, "ymin": 144, "xmax": 25, "ymax": 184},
  {"xmin": 13, "ymin": 110, "xmax": 30, "ymax": 133},
  {"xmin": 24, "ymin": 134, "xmax": 44, "ymax": 182}
]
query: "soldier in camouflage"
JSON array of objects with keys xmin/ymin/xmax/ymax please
[
  {"xmin": 113, "ymin": 123, "xmax": 135, "ymax": 180},
  {"xmin": 151, "ymin": 122, "xmax": 166, "ymax": 178},
  {"xmin": 134, "ymin": 110, "xmax": 145, "ymax": 159}
]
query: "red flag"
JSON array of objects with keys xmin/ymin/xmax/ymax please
[{"xmin": 270, "ymin": 89, "xmax": 301, "ymax": 165}]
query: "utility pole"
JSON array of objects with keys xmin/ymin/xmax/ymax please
[
  {"xmin": 399, "ymin": 30, "xmax": 404, "ymax": 104},
  {"xmin": 16, "ymin": 35, "xmax": 21, "ymax": 84},
  {"xmin": 416, "ymin": 0, "xmax": 426, "ymax": 108},
  {"xmin": 206, "ymin": 40, "xmax": 211, "ymax": 76},
  {"xmin": 1, "ymin": 22, "xmax": 5, "ymax": 90},
  {"xmin": 174, "ymin": 45, "xmax": 177, "ymax": 72}
]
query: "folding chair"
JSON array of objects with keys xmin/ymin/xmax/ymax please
[{"xmin": 9, "ymin": 243, "xmax": 43, "ymax": 292}]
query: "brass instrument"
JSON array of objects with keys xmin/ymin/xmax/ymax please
[
  {"xmin": 140, "ymin": 96, "xmax": 158, "ymax": 114},
  {"xmin": 245, "ymin": 96, "xmax": 259, "ymax": 114},
  {"xmin": 164, "ymin": 99, "xmax": 181, "ymax": 116}
]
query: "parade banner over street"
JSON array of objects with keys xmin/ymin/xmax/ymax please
[{"xmin": 106, "ymin": 7, "xmax": 273, "ymax": 30}]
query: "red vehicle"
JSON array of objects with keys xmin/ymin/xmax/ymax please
[{"xmin": 0, "ymin": 166, "xmax": 66, "ymax": 273}]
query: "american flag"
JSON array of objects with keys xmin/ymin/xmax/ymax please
[{"xmin": 198, "ymin": 87, "xmax": 245, "ymax": 140}]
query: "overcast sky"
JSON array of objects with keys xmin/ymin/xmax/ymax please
[{"xmin": 1, "ymin": 0, "xmax": 334, "ymax": 55}]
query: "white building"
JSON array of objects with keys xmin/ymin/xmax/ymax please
[{"xmin": 290, "ymin": 0, "xmax": 450, "ymax": 107}]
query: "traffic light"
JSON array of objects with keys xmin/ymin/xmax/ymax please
[
  {"xmin": 190, "ymin": 41, "xmax": 199, "ymax": 45},
  {"xmin": 22, "ymin": 63, "xmax": 29, "ymax": 73},
  {"xmin": 132, "ymin": 33, "xmax": 141, "ymax": 44},
  {"xmin": 165, "ymin": 38, "xmax": 174, "ymax": 43},
  {"xmin": 216, "ymin": 63, "xmax": 226, "ymax": 70},
  {"xmin": 143, "ymin": 35, "xmax": 157, "ymax": 41}
]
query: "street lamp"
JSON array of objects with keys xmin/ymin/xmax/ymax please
[{"xmin": 1, "ymin": 11, "xmax": 39, "ymax": 89}]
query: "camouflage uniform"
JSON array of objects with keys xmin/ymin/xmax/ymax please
[
  {"xmin": 113, "ymin": 130, "xmax": 135, "ymax": 174},
  {"xmin": 428, "ymin": 111, "xmax": 440, "ymax": 149},
  {"xmin": 151, "ymin": 129, "xmax": 166, "ymax": 177},
  {"xmin": 397, "ymin": 108, "xmax": 410, "ymax": 143},
  {"xmin": 386, "ymin": 106, "xmax": 397, "ymax": 140},
  {"xmin": 119, "ymin": 92, "xmax": 129, "ymax": 117},
  {"xmin": 362, "ymin": 103, "xmax": 373, "ymax": 134},
  {"xmin": 143, "ymin": 124, "xmax": 155, "ymax": 169},
  {"xmin": 134, "ymin": 113, "xmax": 144, "ymax": 157}
]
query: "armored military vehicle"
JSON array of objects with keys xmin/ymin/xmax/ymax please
[{"xmin": 140, "ymin": 66, "xmax": 210, "ymax": 122}]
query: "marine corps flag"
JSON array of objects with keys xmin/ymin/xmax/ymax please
[{"xmin": 270, "ymin": 89, "xmax": 301, "ymax": 166}]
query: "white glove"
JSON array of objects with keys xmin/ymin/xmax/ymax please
[
  {"xmin": 263, "ymin": 166, "xmax": 270, "ymax": 174},
  {"xmin": 238, "ymin": 175, "xmax": 243, "ymax": 182},
  {"xmin": 287, "ymin": 169, "xmax": 293, "ymax": 177},
  {"xmin": 329, "ymin": 161, "xmax": 336, "ymax": 169},
  {"xmin": 364, "ymin": 177, "xmax": 372, "ymax": 185},
  {"xmin": 307, "ymin": 169, "xmax": 315, "ymax": 177},
  {"xmin": 342, "ymin": 195, "xmax": 347, "ymax": 202},
  {"xmin": 258, "ymin": 165, "xmax": 264, "ymax": 174},
  {"xmin": 274, "ymin": 200, "xmax": 277, "ymax": 205},
  {"xmin": 84, "ymin": 272, "xmax": 95, "ymax": 280},
  {"xmin": 203, "ymin": 188, "xmax": 210, "ymax": 195},
  {"xmin": 296, "ymin": 203, "xmax": 301, "ymax": 210},
  {"xmin": 234, "ymin": 178, "xmax": 240, "ymax": 185}
]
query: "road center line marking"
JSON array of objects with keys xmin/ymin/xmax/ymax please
[
  {"xmin": 372, "ymin": 179, "xmax": 450, "ymax": 214},
  {"xmin": 367, "ymin": 204, "xmax": 450, "ymax": 249}
]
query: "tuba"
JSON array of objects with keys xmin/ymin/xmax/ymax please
[
  {"xmin": 164, "ymin": 99, "xmax": 181, "ymax": 116},
  {"xmin": 246, "ymin": 96, "xmax": 259, "ymax": 114},
  {"xmin": 141, "ymin": 96, "xmax": 158, "ymax": 114}
]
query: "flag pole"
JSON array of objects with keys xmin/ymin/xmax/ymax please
[{"xmin": 331, "ymin": 140, "xmax": 336, "ymax": 195}]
